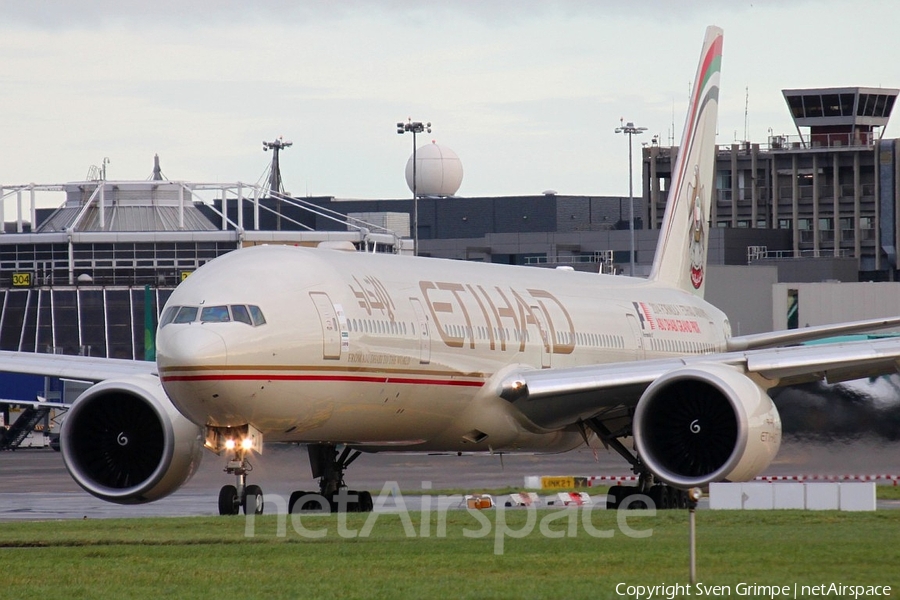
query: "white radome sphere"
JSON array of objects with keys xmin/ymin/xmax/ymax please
[{"xmin": 405, "ymin": 142, "xmax": 463, "ymax": 196}]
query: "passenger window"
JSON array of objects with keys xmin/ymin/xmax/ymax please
[
  {"xmin": 174, "ymin": 306, "xmax": 199, "ymax": 324},
  {"xmin": 201, "ymin": 305, "xmax": 231, "ymax": 323},
  {"xmin": 231, "ymin": 305, "xmax": 252, "ymax": 325},
  {"xmin": 248, "ymin": 305, "xmax": 267, "ymax": 326},
  {"xmin": 160, "ymin": 306, "xmax": 179, "ymax": 327}
]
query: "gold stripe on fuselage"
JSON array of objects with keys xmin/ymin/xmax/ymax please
[{"xmin": 157, "ymin": 363, "xmax": 490, "ymax": 380}]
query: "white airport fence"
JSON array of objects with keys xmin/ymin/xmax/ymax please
[
  {"xmin": 709, "ymin": 481, "xmax": 877, "ymax": 511},
  {"xmin": 754, "ymin": 474, "xmax": 899, "ymax": 484},
  {"xmin": 524, "ymin": 474, "xmax": 900, "ymax": 490},
  {"xmin": 519, "ymin": 474, "xmax": 898, "ymax": 512}
]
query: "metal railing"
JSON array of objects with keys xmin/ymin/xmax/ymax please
[
  {"xmin": 524, "ymin": 251, "xmax": 614, "ymax": 266},
  {"xmin": 778, "ymin": 183, "xmax": 875, "ymax": 200},
  {"xmin": 747, "ymin": 246, "xmax": 852, "ymax": 263},
  {"xmin": 767, "ymin": 132, "xmax": 877, "ymax": 151}
]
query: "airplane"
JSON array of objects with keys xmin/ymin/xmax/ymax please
[{"xmin": 4, "ymin": 25, "xmax": 900, "ymax": 515}]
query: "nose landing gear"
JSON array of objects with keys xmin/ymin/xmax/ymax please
[
  {"xmin": 206, "ymin": 425, "xmax": 265, "ymax": 516},
  {"xmin": 218, "ymin": 454, "xmax": 264, "ymax": 516}
]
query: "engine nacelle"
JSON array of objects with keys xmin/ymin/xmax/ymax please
[
  {"xmin": 60, "ymin": 374, "xmax": 204, "ymax": 504},
  {"xmin": 633, "ymin": 364, "xmax": 781, "ymax": 489}
]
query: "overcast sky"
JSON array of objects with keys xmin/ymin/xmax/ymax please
[{"xmin": 2, "ymin": 1, "xmax": 899, "ymax": 205}]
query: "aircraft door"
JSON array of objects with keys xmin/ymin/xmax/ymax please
[
  {"xmin": 625, "ymin": 313, "xmax": 645, "ymax": 359},
  {"xmin": 531, "ymin": 305, "xmax": 551, "ymax": 368},
  {"xmin": 409, "ymin": 298, "xmax": 431, "ymax": 364},
  {"xmin": 309, "ymin": 292, "xmax": 342, "ymax": 360}
]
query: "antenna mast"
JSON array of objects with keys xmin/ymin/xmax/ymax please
[{"xmin": 744, "ymin": 87, "xmax": 750, "ymax": 142}]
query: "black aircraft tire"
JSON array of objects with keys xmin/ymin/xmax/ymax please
[
  {"xmin": 244, "ymin": 484, "xmax": 264, "ymax": 515},
  {"xmin": 218, "ymin": 485, "xmax": 240, "ymax": 516},
  {"xmin": 606, "ymin": 486, "xmax": 625, "ymax": 510},
  {"xmin": 288, "ymin": 491, "xmax": 303, "ymax": 514}
]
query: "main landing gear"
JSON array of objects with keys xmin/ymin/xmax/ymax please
[
  {"xmin": 288, "ymin": 443, "xmax": 374, "ymax": 513},
  {"xmin": 581, "ymin": 418, "xmax": 690, "ymax": 510},
  {"xmin": 605, "ymin": 473, "xmax": 691, "ymax": 510},
  {"xmin": 218, "ymin": 453, "xmax": 264, "ymax": 516}
]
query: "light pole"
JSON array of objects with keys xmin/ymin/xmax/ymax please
[
  {"xmin": 687, "ymin": 487, "xmax": 703, "ymax": 585},
  {"xmin": 262, "ymin": 137, "xmax": 293, "ymax": 195},
  {"xmin": 397, "ymin": 119, "xmax": 431, "ymax": 255},
  {"xmin": 615, "ymin": 119, "xmax": 647, "ymax": 276},
  {"xmin": 263, "ymin": 137, "xmax": 293, "ymax": 231}
]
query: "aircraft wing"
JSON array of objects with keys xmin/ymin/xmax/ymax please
[
  {"xmin": 498, "ymin": 336, "xmax": 900, "ymax": 430},
  {"xmin": 0, "ymin": 397, "xmax": 70, "ymax": 410},
  {"xmin": 725, "ymin": 315, "xmax": 900, "ymax": 351},
  {"xmin": 0, "ymin": 350, "xmax": 156, "ymax": 383}
]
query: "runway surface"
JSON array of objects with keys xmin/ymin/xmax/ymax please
[{"xmin": 1, "ymin": 438, "xmax": 898, "ymax": 520}]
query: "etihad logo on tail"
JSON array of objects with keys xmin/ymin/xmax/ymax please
[{"xmin": 688, "ymin": 167, "xmax": 706, "ymax": 290}]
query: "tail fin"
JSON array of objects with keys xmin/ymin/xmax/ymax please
[{"xmin": 647, "ymin": 26, "xmax": 723, "ymax": 297}]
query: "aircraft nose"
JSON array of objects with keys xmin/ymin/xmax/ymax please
[{"xmin": 157, "ymin": 326, "xmax": 228, "ymax": 370}]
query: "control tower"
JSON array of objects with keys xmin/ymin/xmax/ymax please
[{"xmin": 782, "ymin": 87, "xmax": 898, "ymax": 147}]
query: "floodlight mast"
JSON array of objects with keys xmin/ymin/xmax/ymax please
[
  {"xmin": 614, "ymin": 120, "xmax": 647, "ymax": 276},
  {"xmin": 397, "ymin": 119, "xmax": 432, "ymax": 256},
  {"xmin": 262, "ymin": 137, "xmax": 293, "ymax": 195}
]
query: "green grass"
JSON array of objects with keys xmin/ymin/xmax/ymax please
[
  {"xmin": 1, "ymin": 510, "xmax": 898, "ymax": 599},
  {"xmin": 876, "ymin": 484, "xmax": 900, "ymax": 500}
]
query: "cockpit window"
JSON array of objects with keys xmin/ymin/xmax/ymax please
[
  {"xmin": 231, "ymin": 304, "xmax": 252, "ymax": 325},
  {"xmin": 201, "ymin": 305, "xmax": 230, "ymax": 323},
  {"xmin": 160, "ymin": 306, "xmax": 179, "ymax": 327},
  {"xmin": 174, "ymin": 306, "xmax": 199, "ymax": 324},
  {"xmin": 248, "ymin": 305, "xmax": 267, "ymax": 326},
  {"xmin": 161, "ymin": 304, "xmax": 266, "ymax": 327}
]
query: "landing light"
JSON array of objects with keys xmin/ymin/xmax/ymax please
[{"xmin": 205, "ymin": 424, "xmax": 264, "ymax": 455}]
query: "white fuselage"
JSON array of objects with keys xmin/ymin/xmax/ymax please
[{"xmin": 156, "ymin": 245, "xmax": 731, "ymax": 453}]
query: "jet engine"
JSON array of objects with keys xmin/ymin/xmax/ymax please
[
  {"xmin": 633, "ymin": 363, "xmax": 781, "ymax": 489},
  {"xmin": 60, "ymin": 374, "xmax": 204, "ymax": 504}
]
